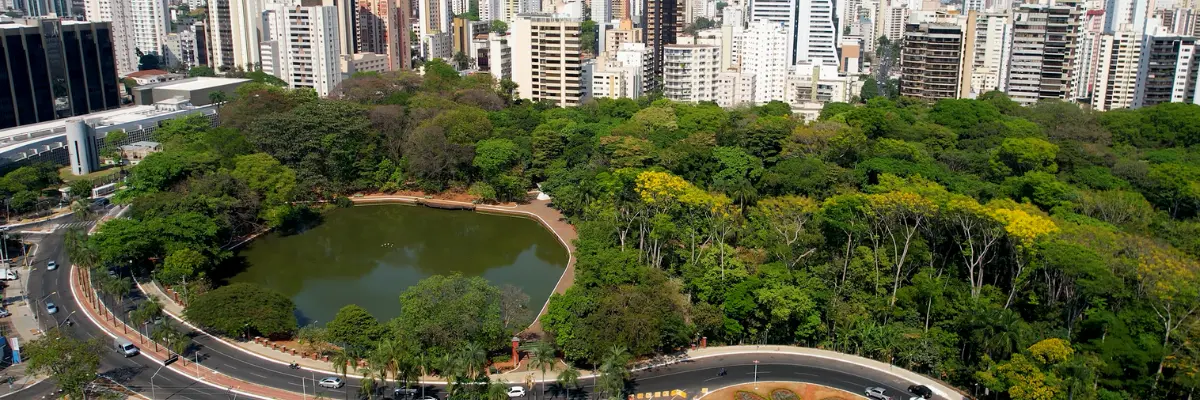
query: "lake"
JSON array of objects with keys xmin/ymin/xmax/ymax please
[{"xmin": 226, "ymin": 203, "xmax": 569, "ymax": 325}]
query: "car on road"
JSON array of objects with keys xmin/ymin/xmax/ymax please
[
  {"xmin": 318, "ymin": 377, "xmax": 344, "ymax": 389},
  {"xmin": 394, "ymin": 387, "xmax": 419, "ymax": 397},
  {"xmin": 507, "ymin": 387, "xmax": 526, "ymax": 398},
  {"xmin": 908, "ymin": 385, "xmax": 932, "ymax": 399},
  {"xmin": 0, "ymin": 308, "xmax": 10, "ymax": 318},
  {"xmin": 46, "ymin": 302, "xmax": 58, "ymax": 314},
  {"xmin": 47, "ymin": 260, "xmax": 57, "ymax": 271},
  {"xmin": 865, "ymin": 387, "xmax": 891, "ymax": 400}
]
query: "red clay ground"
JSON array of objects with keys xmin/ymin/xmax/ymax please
[{"xmin": 700, "ymin": 381, "xmax": 863, "ymax": 400}]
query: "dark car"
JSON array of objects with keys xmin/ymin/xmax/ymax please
[{"xmin": 908, "ymin": 385, "xmax": 933, "ymax": 399}]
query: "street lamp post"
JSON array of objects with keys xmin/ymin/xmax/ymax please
[
  {"xmin": 151, "ymin": 364, "xmax": 165, "ymax": 400},
  {"xmin": 33, "ymin": 291, "xmax": 56, "ymax": 322},
  {"xmin": 753, "ymin": 360, "xmax": 759, "ymax": 386}
]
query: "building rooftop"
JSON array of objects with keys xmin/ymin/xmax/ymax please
[
  {"xmin": 121, "ymin": 141, "xmax": 162, "ymax": 150},
  {"xmin": 126, "ymin": 69, "xmax": 170, "ymax": 78},
  {"xmin": 138, "ymin": 77, "xmax": 251, "ymax": 91}
]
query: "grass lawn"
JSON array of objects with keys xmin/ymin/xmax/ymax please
[{"xmin": 59, "ymin": 165, "xmax": 120, "ymax": 183}]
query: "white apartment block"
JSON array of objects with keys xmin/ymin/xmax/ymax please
[
  {"xmin": 615, "ymin": 42, "xmax": 653, "ymax": 92},
  {"xmin": 787, "ymin": 62, "xmax": 858, "ymax": 120},
  {"xmin": 512, "ymin": 13, "xmax": 587, "ymax": 107},
  {"xmin": 262, "ymin": 0, "xmax": 343, "ymax": 96},
  {"xmin": 131, "ymin": 0, "xmax": 167, "ymax": 56},
  {"xmin": 1135, "ymin": 35, "xmax": 1200, "ymax": 107},
  {"xmin": 662, "ymin": 44, "xmax": 721, "ymax": 102},
  {"xmin": 179, "ymin": 24, "xmax": 207, "ymax": 68},
  {"xmin": 421, "ymin": 0, "xmax": 452, "ymax": 35},
  {"xmin": 716, "ymin": 70, "xmax": 755, "ymax": 107},
  {"xmin": 340, "ymin": 52, "xmax": 389, "ymax": 76},
  {"xmin": 1006, "ymin": 4, "xmax": 1082, "ymax": 106},
  {"xmin": 423, "ymin": 31, "xmax": 453, "ymax": 60},
  {"xmin": 451, "ymin": 0, "xmax": 468, "ymax": 15},
  {"xmin": 590, "ymin": 56, "xmax": 643, "ymax": 99},
  {"xmin": 163, "ymin": 32, "xmax": 181, "ymax": 68},
  {"xmin": 883, "ymin": 5, "xmax": 910, "ymax": 42},
  {"xmin": 1092, "ymin": 27, "xmax": 1142, "ymax": 111},
  {"xmin": 970, "ymin": 11, "xmax": 1010, "ymax": 96},
  {"xmin": 85, "ymin": 0, "xmax": 137, "ymax": 76},
  {"xmin": 1103, "ymin": 0, "xmax": 1154, "ymax": 34},
  {"xmin": 229, "ymin": 0, "xmax": 264, "ymax": 69},
  {"xmin": 487, "ymin": 32, "xmax": 512, "ymax": 81},
  {"xmin": 1073, "ymin": 9, "xmax": 1105, "ymax": 101},
  {"xmin": 795, "ymin": 0, "xmax": 838, "ymax": 66},
  {"xmin": 739, "ymin": 20, "xmax": 790, "ymax": 104}
]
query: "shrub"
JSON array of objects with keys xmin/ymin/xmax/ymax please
[{"xmin": 184, "ymin": 283, "xmax": 297, "ymax": 339}]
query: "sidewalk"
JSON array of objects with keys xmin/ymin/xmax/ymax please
[
  {"xmin": 70, "ymin": 266, "xmax": 299, "ymax": 400},
  {"xmin": 141, "ymin": 280, "xmax": 583, "ymax": 386},
  {"xmin": 0, "ymin": 242, "xmax": 50, "ymax": 396}
]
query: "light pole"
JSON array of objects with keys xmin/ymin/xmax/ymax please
[
  {"xmin": 753, "ymin": 360, "xmax": 759, "ymax": 386},
  {"xmin": 55, "ymin": 311, "xmax": 76, "ymax": 329},
  {"xmin": 151, "ymin": 363, "xmax": 165, "ymax": 400},
  {"xmin": 33, "ymin": 291, "xmax": 56, "ymax": 321}
]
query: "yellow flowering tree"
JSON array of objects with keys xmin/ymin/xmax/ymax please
[
  {"xmin": 1131, "ymin": 237, "xmax": 1200, "ymax": 386},
  {"xmin": 944, "ymin": 196, "xmax": 1006, "ymax": 298},
  {"xmin": 752, "ymin": 195, "xmax": 820, "ymax": 269},
  {"xmin": 988, "ymin": 205, "xmax": 1058, "ymax": 309},
  {"xmin": 867, "ymin": 190, "xmax": 937, "ymax": 307}
]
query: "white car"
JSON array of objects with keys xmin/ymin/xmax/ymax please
[
  {"xmin": 317, "ymin": 377, "xmax": 344, "ymax": 388},
  {"xmin": 866, "ymin": 387, "xmax": 891, "ymax": 400},
  {"xmin": 47, "ymin": 260, "xmax": 57, "ymax": 271},
  {"xmin": 507, "ymin": 386, "xmax": 526, "ymax": 398}
]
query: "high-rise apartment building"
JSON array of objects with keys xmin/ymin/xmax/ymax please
[
  {"xmin": 84, "ymin": 0, "xmax": 137, "ymax": 76},
  {"xmin": 420, "ymin": 0, "xmax": 452, "ymax": 35},
  {"xmin": 970, "ymin": 11, "xmax": 1010, "ymax": 95},
  {"xmin": 748, "ymin": 0, "xmax": 837, "ymax": 66},
  {"xmin": 1006, "ymin": 4, "xmax": 1081, "ymax": 106},
  {"xmin": 1091, "ymin": 27, "xmax": 1142, "ymax": 111},
  {"xmin": 662, "ymin": 44, "xmax": 720, "ymax": 102},
  {"xmin": 180, "ymin": 23, "xmax": 209, "ymax": 68},
  {"xmin": 1157, "ymin": 8, "xmax": 1196, "ymax": 35},
  {"xmin": 740, "ymin": 20, "xmax": 789, "ymax": 104},
  {"xmin": 486, "ymin": 32, "xmax": 512, "ymax": 80},
  {"xmin": 716, "ymin": 71, "xmax": 754, "ymax": 107},
  {"xmin": 131, "ymin": 0, "xmax": 167, "ymax": 56},
  {"xmin": 262, "ymin": 0, "xmax": 343, "ymax": 96},
  {"xmin": 1135, "ymin": 35, "xmax": 1200, "ymax": 107},
  {"xmin": 512, "ymin": 13, "xmax": 587, "ymax": 107},
  {"xmin": 1073, "ymin": 9, "xmax": 1105, "ymax": 101},
  {"xmin": 643, "ymin": 0, "xmax": 681, "ymax": 90},
  {"xmin": 206, "ymin": 0, "xmax": 235, "ymax": 69},
  {"xmin": 0, "ymin": 18, "xmax": 120, "ymax": 129},
  {"xmin": 358, "ymin": 0, "xmax": 408, "ymax": 70},
  {"xmin": 899, "ymin": 15, "xmax": 968, "ymax": 100},
  {"xmin": 1102, "ymin": 0, "xmax": 1153, "ymax": 34}
]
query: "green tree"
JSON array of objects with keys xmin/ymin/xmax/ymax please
[
  {"xmin": 184, "ymin": 282, "xmax": 297, "ymax": 338},
  {"xmin": 397, "ymin": 274, "xmax": 506, "ymax": 353},
  {"xmin": 490, "ymin": 20, "xmax": 508, "ymax": 33},
  {"xmin": 24, "ymin": 330, "xmax": 104, "ymax": 399},
  {"xmin": 327, "ymin": 304, "xmax": 385, "ymax": 353},
  {"xmin": 188, "ymin": 66, "xmax": 217, "ymax": 77},
  {"xmin": 523, "ymin": 341, "xmax": 556, "ymax": 400},
  {"xmin": 990, "ymin": 137, "xmax": 1059, "ymax": 177}
]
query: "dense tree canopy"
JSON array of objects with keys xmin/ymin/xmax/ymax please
[
  {"xmin": 92, "ymin": 65, "xmax": 1200, "ymax": 399},
  {"xmin": 184, "ymin": 282, "xmax": 297, "ymax": 338}
]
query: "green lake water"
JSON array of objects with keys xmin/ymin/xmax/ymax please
[{"xmin": 227, "ymin": 204, "xmax": 569, "ymax": 325}]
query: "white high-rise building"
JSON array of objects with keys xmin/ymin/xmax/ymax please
[
  {"xmin": 748, "ymin": 0, "xmax": 837, "ymax": 66},
  {"xmin": 1103, "ymin": 0, "xmax": 1155, "ymax": 34},
  {"xmin": 451, "ymin": 0, "xmax": 468, "ymax": 15},
  {"xmin": 421, "ymin": 0, "xmax": 452, "ymax": 35},
  {"xmin": 1092, "ymin": 26, "xmax": 1143, "ymax": 111},
  {"xmin": 590, "ymin": 56, "xmax": 644, "ymax": 99},
  {"xmin": 512, "ymin": 13, "xmax": 587, "ymax": 106},
  {"xmin": 487, "ymin": 32, "xmax": 512, "ymax": 80},
  {"xmin": 85, "ymin": 0, "xmax": 138, "ymax": 76},
  {"xmin": 131, "ymin": 0, "xmax": 168, "ymax": 56},
  {"xmin": 716, "ymin": 71, "xmax": 755, "ymax": 107},
  {"xmin": 1135, "ymin": 35, "xmax": 1200, "ymax": 107},
  {"xmin": 739, "ymin": 20, "xmax": 789, "ymax": 103},
  {"xmin": 1006, "ymin": 4, "xmax": 1082, "ymax": 106},
  {"xmin": 970, "ymin": 11, "xmax": 1011, "ymax": 96},
  {"xmin": 262, "ymin": 0, "xmax": 343, "ymax": 96},
  {"xmin": 662, "ymin": 44, "xmax": 721, "ymax": 102}
]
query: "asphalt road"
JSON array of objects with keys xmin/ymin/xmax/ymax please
[{"xmin": 26, "ymin": 223, "xmax": 929, "ymax": 400}]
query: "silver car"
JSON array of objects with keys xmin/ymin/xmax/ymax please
[
  {"xmin": 866, "ymin": 387, "xmax": 891, "ymax": 400},
  {"xmin": 318, "ymin": 377, "xmax": 344, "ymax": 389}
]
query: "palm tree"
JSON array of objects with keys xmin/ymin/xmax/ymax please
[
  {"xmin": 522, "ymin": 341, "xmax": 556, "ymax": 400},
  {"xmin": 459, "ymin": 342, "xmax": 488, "ymax": 380},
  {"xmin": 208, "ymin": 90, "xmax": 227, "ymax": 106},
  {"xmin": 70, "ymin": 199, "xmax": 92, "ymax": 222},
  {"xmin": 598, "ymin": 346, "xmax": 630, "ymax": 400},
  {"xmin": 331, "ymin": 348, "xmax": 353, "ymax": 382},
  {"xmin": 369, "ymin": 349, "xmax": 391, "ymax": 394},
  {"xmin": 556, "ymin": 365, "xmax": 580, "ymax": 399},
  {"xmin": 486, "ymin": 380, "xmax": 512, "ymax": 400},
  {"xmin": 359, "ymin": 364, "xmax": 380, "ymax": 399}
]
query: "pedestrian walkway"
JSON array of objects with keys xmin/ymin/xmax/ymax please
[
  {"xmin": 53, "ymin": 221, "xmax": 96, "ymax": 231},
  {"xmin": 0, "ymin": 243, "xmax": 50, "ymax": 396},
  {"xmin": 69, "ymin": 266, "xmax": 300, "ymax": 400}
]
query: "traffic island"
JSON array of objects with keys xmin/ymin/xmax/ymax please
[{"xmin": 696, "ymin": 381, "xmax": 862, "ymax": 400}]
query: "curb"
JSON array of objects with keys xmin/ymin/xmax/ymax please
[
  {"xmin": 69, "ymin": 266, "xmax": 275, "ymax": 400},
  {"xmin": 691, "ymin": 381, "xmax": 861, "ymax": 400}
]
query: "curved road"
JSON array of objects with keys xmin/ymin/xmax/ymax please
[{"xmin": 28, "ymin": 226, "xmax": 937, "ymax": 400}]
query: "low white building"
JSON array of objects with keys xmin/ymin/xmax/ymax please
[
  {"xmin": 424, "ymin": 31, "xmax": 453, "ymax": 61},
  {"xmin": 341, "ymin": 52, "xmax": 390, "ymax": 76},
  {"xmin": 716, "ymin": 70, "xmax": 755, "ymax": 107}
]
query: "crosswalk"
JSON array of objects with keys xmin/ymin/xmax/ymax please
[{"xmin": 54, "ymin": 221, "xmax": 96, "ymax": 231}]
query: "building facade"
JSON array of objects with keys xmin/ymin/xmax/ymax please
[
  {"xmin": 357, "ymin": 0, "xmax": 403, "ymax": 69},
  {"xmin": 84, "ymin": 0, "xmax": 137, "ymax": 76},
  {"xmin": 262, "ymin": 0, "xmax": 343, "ymax": 96},
  {"xmin": 1092, "ymin": 27, "xmax": 1142, "ymax": 111},
  {"xmin": 131, "ymin": 0, "xmax": 167, "ymax": 57},
  {"xmin": 739, "ymin": 20, "xmax": 789, "ymax": 104},
  {"xmin": 899, "ymin": 19, "xmax": 966, "ymax": 100},
  {"xmin": 512, "ymin": 13, "xmax": 587, "ymax": 107},
  {"xmin": 0, "ymin": 18, "xmax": 120, "ymax": 129},
  {"xmin": 643, "ymin": 0, "xmax": 681, "ymax": 90},
  {"xmin": 1006, "ymin": 4, "xmax": 1081, "ymax": 106},
  {"xmin": 662, "ymin": 44, "xmax": 720, "ymax": 102},
  {"xmin": 1135, "ymin": 35, "xmax": 1200, "ymax": 107}
]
